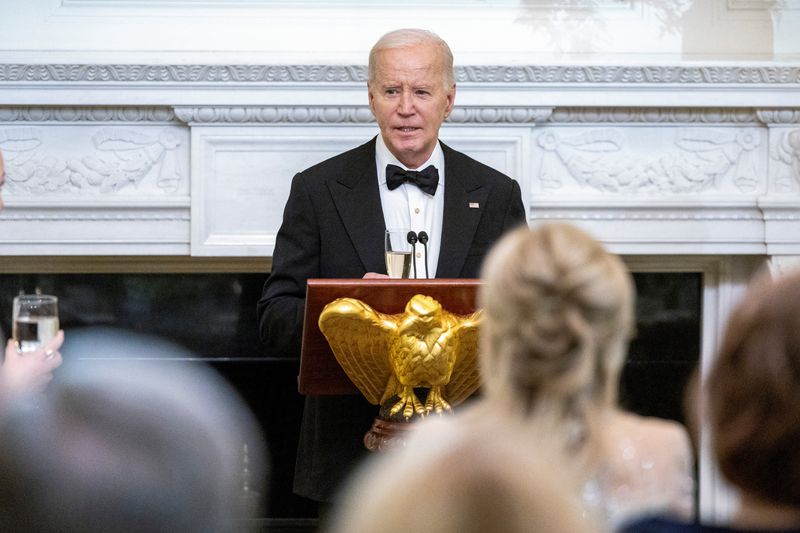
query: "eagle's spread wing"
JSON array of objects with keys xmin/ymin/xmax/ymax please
[
  {"xmin": 444, "ymin": 310, "xmax": 483, "ymax": 407},
  {"xmin": 318, "ymin": 298, "xmax": 397, "ymax": 405}
]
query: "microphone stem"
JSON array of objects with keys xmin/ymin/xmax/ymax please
[
  {"xmin": 406, "ymin": 231, "xmax": 418, "ymax": 279},
  {"xmin": 417, "ymin": 231, "xmax": 430, "ymax": 279}
]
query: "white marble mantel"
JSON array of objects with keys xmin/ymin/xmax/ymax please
[
  {"xmin": 1, "ymin": 64, "xmax": 798, "ymax": 260},
  {"xmin": 0, "ymin": 60, "xmax": 798, "ymax": 522}
]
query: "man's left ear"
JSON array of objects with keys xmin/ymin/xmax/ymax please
[{"xmin": 444, "ymin": 84, "xmax": 457, "ymax": 118}]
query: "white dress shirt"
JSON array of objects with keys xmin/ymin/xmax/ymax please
[{"xmin": 375, "ymin": 134, "xmax": 444, "ymax": 278}]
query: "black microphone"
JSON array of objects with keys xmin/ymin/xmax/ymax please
[
  {"xmin": 406, "ymin": 231, "xmax": 418, "ymax": 278},
  {"xmin": 417, "ymin": 231, "xmax": 429, "ymax": 279}
]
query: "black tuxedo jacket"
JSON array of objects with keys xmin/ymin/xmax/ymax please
[{"xmin": 257, "ymin": 137, "xmax": 526, "ymax": 502}]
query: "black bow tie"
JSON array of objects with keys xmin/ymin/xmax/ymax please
[{"xmin": 386, "ymin": 164, "xmax": 439, "ymax": 196}]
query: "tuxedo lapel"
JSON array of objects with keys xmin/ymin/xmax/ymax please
[
  {"xmin": 436, "ymin": 144, "xmax": 490, "ymax": 278},
  {"xmin": 327, "ymin": 139, "xmax": 387, "ymax": 273}
]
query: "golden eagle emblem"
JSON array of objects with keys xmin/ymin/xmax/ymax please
[{"xmin": 319, "ymin": 294, "xmax": 482, "ymax": 420}]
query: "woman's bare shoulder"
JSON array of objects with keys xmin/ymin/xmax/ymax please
[{"xmin": 605, "ymin": 409, "xmax": 691, "ymax": 455}]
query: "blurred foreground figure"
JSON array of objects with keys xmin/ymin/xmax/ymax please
[
  {"xmin": 0, "ymin": 355, "xmax": 267, "ymax": 533},
  {"xmin": 326, "ymin": 417, "xmax": 594, "ymax": 533},
  {"xmin": 622, "ymin": 270, "xmax": 800, "ymax": 532}
]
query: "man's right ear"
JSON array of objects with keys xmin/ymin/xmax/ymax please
[{"xmin": 367, "ymin": 87, "xmax": 376, "ymax": 114}]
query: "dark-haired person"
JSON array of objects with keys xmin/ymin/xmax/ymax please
[{"xmin": 621, "ymin": 270, "xmax": 800, "ymax": 533}]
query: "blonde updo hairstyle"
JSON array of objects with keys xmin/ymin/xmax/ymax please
[{"xmin": 478, "ymin": 223, "xmax": 635, "ymax": 422}]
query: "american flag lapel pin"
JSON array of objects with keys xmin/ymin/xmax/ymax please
[{"xmin": 469, "ymin": 202, "xmax": 480, "ymax": 209}]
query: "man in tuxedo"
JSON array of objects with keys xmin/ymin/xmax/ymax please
[{"xmin": 257, "ymin": 29, "xmax": 526, "ymax": 505}]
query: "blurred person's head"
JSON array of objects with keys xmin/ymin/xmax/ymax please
[
  {"xmin": 0, "ymin": 356, "xmax": 267, "ymax": 533},
  {"xmin": 707, "ymin": 270, "xmax": 800, "ymax": 508},
  {"xmin": 478, "ymin": 223, "xmax": 635, "ymax": 420},
  {"xmin": 326, "ymin": 418, "xmax": 594, "ymax": 533}
]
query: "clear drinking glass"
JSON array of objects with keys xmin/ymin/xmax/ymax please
[
  {"xmin": 12, "ymin": 294, "xmax": 59, "ymax": 353},
  {"xmin": 384, "ymin": 228, "xmax": 413, "ymax": 279}
]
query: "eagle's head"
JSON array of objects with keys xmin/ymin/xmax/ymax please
[{"xmin": 398, "ymin": 295, "xmax": 443, "ymax": 337}]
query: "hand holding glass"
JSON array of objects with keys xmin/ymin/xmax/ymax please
[
  {"xmin": 385, "ymin": 229, "xmax": 413, "ymax": 279},
  {"xmin": 12, "ymin": 294, "xmax": 59, "ymax": 353}
]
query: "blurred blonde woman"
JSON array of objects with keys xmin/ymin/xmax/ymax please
[
  {"xmin": 478, "ymin": 223, "xmax": 694, "ymax": 528},
  {"xmin": 326, "ymin": 416, "xmax": 594, "ymax": 533},
  {"xmin": 327, "ymin": 223, "xmax": 693, "ymax": 532}
]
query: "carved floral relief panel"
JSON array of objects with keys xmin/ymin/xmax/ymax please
[
  {"xmin": 533, "ymin": 125, "xmax": 767, "ymax": 195},
  {"xmin": 0, "ymin": 124, "xmax": 189, "ymax": 197},
  {"xmin": 769, "ymin": 128, "xmax": 800, "ymax": 193}
]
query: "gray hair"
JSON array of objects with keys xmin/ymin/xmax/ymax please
[
  {"xmin": 0, "ymin": 356, "xmax": 267, "ymax": 533},
  {"xmin": 368, "ymin": 28, "xmax": 455, "ymax": 89}
]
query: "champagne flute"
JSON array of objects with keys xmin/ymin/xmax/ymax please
[
  {"xmin": 384, "ymin": 228, "xmax": 413, "ymax": 279},
  {"xmin": 12, "ymin": 294, "xmax": 59, "ymax": 353}
]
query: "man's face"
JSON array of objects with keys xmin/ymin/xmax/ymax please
[{"xmin": 368, "ymin": 42, "xmax": 456, "ymax": 169}]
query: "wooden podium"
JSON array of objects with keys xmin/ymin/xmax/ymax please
[{"xmin": 298, "ymin": 278, "xmax": 481, "ymax": 450}]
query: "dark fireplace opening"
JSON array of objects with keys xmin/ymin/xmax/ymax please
[
  {"xmin": 0, "ymin": 273, "xmax": 269, "ymax": 359},
  {"xmin": 0, "ymin": 271, "xmax": 701, "ymax": 524},
  {"xmin": 0, "ymin": 272, "xmax": 317, "ymax": 522}
]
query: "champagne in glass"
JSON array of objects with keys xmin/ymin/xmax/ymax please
[
  {"xmin": 385, "ymin": 251, "xmax": 412, "ymax": 279},
  {"xmin": 12, "ymin": 294, "xmax": 59, "ymax": 353},
  {"xmin": 384, "ymin": 229, "xmax": 413, "ymax": 279}
]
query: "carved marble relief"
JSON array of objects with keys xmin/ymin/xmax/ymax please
[
  {"xmin": 535, "ymin": 126, "xmax": 764, "ymax": 194},
  {"xmin": 0, "ymin": 126, "xmax": 188, "ymax": 196},
  {"xmin": 770, "ymin": 129, "xmax": 800, "ymax": 193},
  {"xmin": 1, "ymin": 64, "xmax": 799, "ymax": 85}
]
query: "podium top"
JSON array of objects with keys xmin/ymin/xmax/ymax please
[{"xmin": 298, "ymin": 278, "xmax": 481, "ymax": 395}]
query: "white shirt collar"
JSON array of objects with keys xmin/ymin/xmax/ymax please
[{"xmin": 376, "ymin": 133, "xmax": 445, "ymax": 189}]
